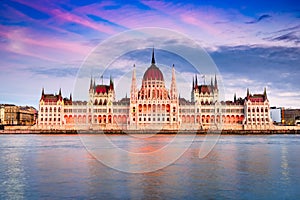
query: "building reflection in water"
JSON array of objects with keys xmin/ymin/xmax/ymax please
[
  {"xmin": 0, "ymin": 135, "xmax": 300, "ymax": 199},
  {"xmin": 280, "ymin": 142, "xmax": 290, "ymax": 185},
  {"xmin": 80, "ymin": 134, "xmax": 195, "ymax": 173}
]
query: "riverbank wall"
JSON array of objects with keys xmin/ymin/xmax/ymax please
[{"xmin": 0, "ymin": 126, "xmax": 299, "ymax": 134}]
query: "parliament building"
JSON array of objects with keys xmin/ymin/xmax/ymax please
[{"xmin": 37, "ymin": 49, "xmax": 273, "ymax": 131}]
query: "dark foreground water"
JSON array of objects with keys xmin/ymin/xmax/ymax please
[{"xmin": 0, "ymin": 134, "xmax": 299, "ymax": 200}]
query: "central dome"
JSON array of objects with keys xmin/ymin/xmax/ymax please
[
  {"xmin": 143, "ymin": 64, "xmax": 164, "ymax": 81},
  {"xmin": 142, "ymin": 48, "xmax": 164, "ymax": 81}
]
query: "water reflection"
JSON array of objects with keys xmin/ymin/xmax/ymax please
[
  {"xmin": 280, "ymin": 145, "xmax": 290, "ymax": 184},
  {"xmin": 80, "ymin": 134, "xmax": 196, "ymax": 173},
  {"xmin": 0, "ymin": 135, "xmax": 300, "ymax": 199},
  {"xmin": 0, "ymin": 136, "xmax": 26, "ymax": 200}
]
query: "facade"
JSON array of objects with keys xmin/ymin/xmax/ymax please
[
  {"xmin": 295, "ymin": 117, "xmax": 300, "ymax": 126},
  {"xmin": 270, "ymin": 107, "xmax": 282, "ymax": 124},
  {"xmin": 1, "ymin": 104, "xmax": 37, "ymax": 126},
  {"xmin": 37, "ymin": 49, "xmax": 273, "ymax": 130},
  {"xmin": 4, "ymin": 104, "xmax": 19, "ymax": 125},
  {"xmin": 0, "ymin": 105, "xmax": 4, "ymax": 125},
  {"xmin": 282, "ymin": 108, "xmax": 300, "ymax": 125}
]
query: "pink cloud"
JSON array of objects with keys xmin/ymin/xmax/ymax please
[
  {"xmin": 0, "ymin": 25, "xmax": 92, "ymax": 62},
  {"xmin": 179, "ymin": 13, "xmax": 220, "ymax": 35},
  {"xmin": 74, "ymin": 3, "xmax": 186, "ymax": 33},
  {"xmin": 11, "ymin": 0, "xmax": 118, "ymax": 35},
  {"xmin": 141, "ymin": 1, "xmax": 222, "ymax": 36},
  {"xmin": 50, "ymin": 9, "xmax": 116, "ymax": 35}
]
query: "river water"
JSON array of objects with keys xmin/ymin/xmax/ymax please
[{"xmin": 0, "ymin": 134, "xmax": 299, "ymax": 199}]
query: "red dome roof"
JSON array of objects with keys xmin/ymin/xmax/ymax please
[
  {"xmin": 95, "ymin": 85, "xmax": 109, "ymax": 93},
  {"xmin": 143, "ymin": 64, "xmax": 164, "ymax": 81}
]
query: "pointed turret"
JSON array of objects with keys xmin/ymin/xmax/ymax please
[
  {"xmin": 151, "ymin": 48, "xmax": 156, "ymax": 64},
  {"xmin": 211, "ymin": 77, "xmax": 213, "ymax": 86},
  {"xmin": 90, "ymin": 76, "xmax": 93, "ymax": 90},
  {"xmin": 192, "ymin": 77, "xmax": 194, "ymax": 89},
  {"xmin": 214, "ymin": 74, "xmax": 218, "ymax": 89},
  {"xmin": 59, "ymin": 88, "xmax": 62, "ymax": 96},
  {"xmin": 264, "ymin": 87, "xmax": 267, "ymax": 100},
  {"xmin": 93, "ymin": 79, "xmax": 96, "ymax": 89},
  {"xmin": 170, "ymin": 64, "xmax": 178, "ymax": 99},
  {"xmin": 234, "ymin": 93, "xmax": 237, "ymax": 103},
  {"xmin": 247, "ymin": 88, "xmax": 250, "ymax": 97},
  {"xmin": 195, "ymin": 74, "xmax": 198, "ymax": 90},
  {"xmin": 110, "ymin": 75, "xmax": 114, "ymax": 90},
  {"xmin": 41, "ymin": 88, "xmax": 45, "ymax": 100},
  {"xmin": 70, "ymin": 93, "xmax": 72, "ymax": 101},
  {"xmin": 130, "ymin": 64, "xmax": 137, "ymax": 100}
]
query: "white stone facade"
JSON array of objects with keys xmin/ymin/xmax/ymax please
[{"xmin": 37, "ymin": 50, "xmax": 273, "ymax": 130}]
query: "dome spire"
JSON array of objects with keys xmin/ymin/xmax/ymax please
[{"xmin": 151, "ymin": 48, "xmax": 155, "ymax": 64}]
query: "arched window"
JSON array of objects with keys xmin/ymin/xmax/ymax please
[
  {"xmin": 54, "ymin": 107, "xmax": 56, "ymax": 112},
  {"xmin": 50, "ymin": 107, "xmax": 52, "ymax": 112},
  {"xmin": 41, "ymin": 108, "xmax": 44, "ymax": 112}
]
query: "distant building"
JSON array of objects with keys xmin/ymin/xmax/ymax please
[
  {"xmin": 295, "ymin": 116, "xmax": 300, "ymax": 126},
  {"xmin": 243, "ymin": 88, "xmax": 272, "ymax": 129},
  {"xmin": 282, "ymin": 108, "xmax": 300, "ymax": 125},
  {"xmin": 19, "ymin": 106, "xmax": 38, "ymax": 125},
  {"xmin": 270, "ymin": 107, "xmax": 282, "ymax": 124},
  {"xmin": 0, "ymin": 105, "xmax": 4, "ymax": 125},
  {"xmin": 2, "ymin": 104, "xmax": 37, "ymax": 126},
  {"xmin": 4, "ymin": 104, "xmax": 19, "ymax": 125},
  {"xmin": 37, "ymin": 49, "xmax": 273, "ymax": 130}
]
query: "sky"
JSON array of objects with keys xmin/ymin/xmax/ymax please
[{"xmin": 0, "ymin": 0, "xmax": 299, "ymax": 108}]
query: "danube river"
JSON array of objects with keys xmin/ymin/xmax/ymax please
[{"xmin": 0, "ymin": 134, "xmax": 299, "ymax": 199}]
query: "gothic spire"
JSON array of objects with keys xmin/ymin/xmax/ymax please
[
  {"xmin": 192, "ymin": 77, "xmax": 194, "ymax": 89},
  {"xmin": 151, "ymin": 48, "xmax": 155, "ymax": 64},
  {"xmin": 110, "ymin": 75, "xmax": 114, "ymax": 90},
  {"xmin": 195, "ymin": 74, "xmax": 198, "ymax": 89},
  {"xmin": 170, "ymin": 64, "xmax": 178, "ymax": 99},
  {"xmin": 214, "ymin": 74, "xmax": 218, "ymax": 89},
  {"xmin": 59, "ymin": 88, "xmax": 62, "ymax": 96},
  {"xmin": 130, "ymin": 64, "xmax": 137, "ymax": 100},
  {"xmin": 90, "ymin": 76, "xmax": 93, "ymax": 90},
  {"xmin": 264, "ymin": 87, "xmax": 267, "ymax": 100}
]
